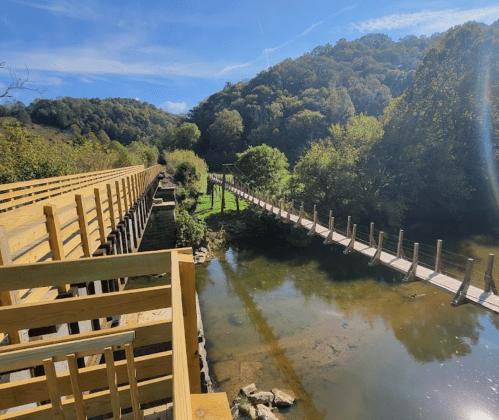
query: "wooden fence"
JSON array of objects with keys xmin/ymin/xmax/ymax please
[{"xmin": 0, "ymin": 249, "xmax": 230, "ymax": 420}]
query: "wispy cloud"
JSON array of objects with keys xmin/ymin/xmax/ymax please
[
  {"xmin": 12, "ymin": 0, "xmax": 105, "ymax": 22},
  {"xmin": 351, "ymin": 5, "xmax": 499, "ymax": 33},
  {"xmin": 162, "ymin": 101, "xmax": 187, "ymax": 113}
]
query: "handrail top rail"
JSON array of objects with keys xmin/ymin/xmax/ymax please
[
  {"xmin": 0, "ymin": 165, "xmax": 146, "ymax": 192},
  {"xmin": 0, "ymin": 248, "xmax": 192, "ymax": 291}
]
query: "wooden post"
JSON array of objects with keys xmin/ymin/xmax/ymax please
[
  {"xmin": 104, "ymin": 347, "xmax": 122, "ymax": 420},
  {"xmin": 435, "ymin": 239, "xmax": 442, "ymax": 273},
  {"xmin": 127, "ymin": 177, "xmax": 133, "ymax": 211},
  {"xmin": 451, "ymin": 258, "xmax": 474, "ymax": 307},
  {"xmin": 211, "ymin": 183, "xmax": 214, "ymax": 209},
  {"xmin": 295, "ymin": 203, "xmax": 304, "ymax": 227},
  {"xmin": 397, "ymin": 230, "xmax": 405, "ymax": 259},
  {"xmin": 221, "ymin": 165, "xmax": 226, "ymax": 214},
  {"xmin": 43, "ymin": 358, "xmax": 65, "ymax": 420},
  {"xmin": 44, "ymin": 204, "xmax": 70, "ymax": 293},
  {"xmin": 403, "ymin": 243, "xmax": 419, "ymax": 283},
  {"xmin": 125, "ymin": 344, "xmax": 142, "ymax": 420},
  {"xmin": 106, "ymin": 184, "xmax": 117, "ymax": 232},
  {"xmin": 484, "ymin": 254, "xmax": 498, "ymax": 295},
  {"xmin": 346, "ymin": 216, "xmax": 351, "ymax": 239},
  {"xmin": 115, "ymin": 181, "xmax": 124, "ymax": 222},
  {"xmin": 323, "ymin": 215, "xmax": 335, "ymax": 245},
  {"xmin": 344, "ymin": 224, "xmax": 357, "ymax": 254},
  {"xmin": 94, "ymin": 189, "xmax": 106, "ymax": 244},
  {"xmin": 236, "ymin": 194, "xmax": 240, "ymax": 214},
  {"xmin": 369, "ymin": 222, "xmax": 376, "ymax": 248},
  {"xmin": 308, "ymin": 205, "xmax": 317, "ymax": 235},
  {"xmin": 369, "ymin": 232, "xmax": 384, "ymax": 266},
  {"xmin": 0, "ymin": 225, "xmax": 21, "ymax": 345},
  {"xmin": 179, "ymin": 254, "xmax": 202, "ymax": 394},
  {"xmin": 67, "ymin": 354, "xmax": 86, "ymax": 420},
  {"xmin": 75, "ymin": 195, "xmax": 91, "ymax": 258},
  {"xmin": 291, "ymin": 199, "xmax": 295, "ymax": 215},
  {"xmin": 122, "ymin": 178, "xmax": 129, "ymax": 213},
  {"xmin": 276, "ymin": 199, "xmax": 282, "ymax": 219}
]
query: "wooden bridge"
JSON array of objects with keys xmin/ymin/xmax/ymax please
[
  {"xmin": 210, "ymin": 173, "xmax": 499, "ymax": 315},
  {"xmin": 0, "ymin": 167, "xmax": 232, "ymax": 420}
]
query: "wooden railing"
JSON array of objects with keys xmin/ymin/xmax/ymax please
[
  {"xmin": 0, "ymin": 164, "xmax": 161, "ymax": 266},
  {"xmin": 0, "ymin": 249, "xmax": 213, "ymax": 420},
  {"xmin": 0, "ymin": 166, "xmax": 144, "ymax": 212}
]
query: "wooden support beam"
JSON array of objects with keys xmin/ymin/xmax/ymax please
[
  {"xmin": 94, "ymin": 189, "xmax": 106, "ymax": 244},
  {"xmin": 104, "ymin": 347, "xmax": 122, "ymax": 420},
  {"xmin": 122, "ymin": 178, "xmax": 129, "ymax": 213},
  {"xmin": 43, "ymin": 358, "xmax": 66, "ymax": 420},
  {"xmin": 290, "ymin": 199, "xmax": 295, "ymax": 215},
  {"xmin": 178, "ymin": 253, "xmax": 202, "ymax": 394},
  {"xmin": 44, "ymin": 204, "xmax": 70, "ymax": 293},
  {"xmin": 308, "ymin": 205, "xmax": 317, "ymax": 236},
  {"xmin": 276, "ymin": 199, "xmax": 281, "ymax": 219},
  {"xmin": 403, "ymin": 243, "xmax": 419, "ymax": 283},
  {"xmin": 435, "ymin": 239, "xmax": 442, "ymax": 273},
  {"xmin": 369, "ymin": 232, "xmax": 384, "ymax": 266},
  {"xmin": 75, "ymin": 195, "xmax": 92, "ymax": 258},
  {"xmin": 221, "ymin": 166, "xmax": 226, "ymax": 214},
  {"xmin": 484, "ymin": 254, "xmax": 498, "ymax": 295},
  {"xmin": 451, "ymin": 258, "xmax": 474, "ymax": 307},
  {"xmin": 127, "ymin": 177, "xmax": 134, "ymax": 209},
  {"xmin": 369, "ymin": 222, "xmax": 376, "ymax": 248},
  {"xmin": 67, "ymin": 354, "xmax": 87, "ymax": 420},
  {"xmin": 285, "ymin": 202, "xmax": 291, "ymax": 223},
  {"xmin": 346, "ymin": 216, "xmax": 351, "ymax": 239},
  {"xmin": 397, "ymin": 230, "xmax": 405, "ymax": 259}
]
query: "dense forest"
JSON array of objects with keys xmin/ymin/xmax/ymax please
[{"xmin": 1, "ymin": 21, "xmax": 499, "ymax": 231}]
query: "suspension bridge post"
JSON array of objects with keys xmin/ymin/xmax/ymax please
[
  {"xmin": 369, "ymin": 222, "xmax": 376, "ymax": 248},
  {"xmin": 369, "ymin": 232, "xmax": 384, "ymax": 266},
  {"xmin": 221, "ymin": 165, "xmax": 226, "ymax": 214},
  {"xmin": 346, "ymin": 216, "xmax": 352, "ymax": 239},
  {"xmin": 210, "ymin": 181, "xmax": 214, "ymax": 209},
  {"xmin": 344, "ymin": 224, "xmax": 357, "ymax": 254},
  {"xmin": 435, "ymin": 239, "xmax": 442, "ymax": 272},
  {"xmin": 451, "ymin": 258, "xmax": 474, "ymax": 307},
  {"xmin": 397, "ymin": 230, "xmax": 405, "ymax": 258},
  {"xmin": 323, "ymin": 212, "xmax": 334, "ymax": 244},
  {"xmin": 484, "ymin": 254, "xmax": 498, "ymax": 295},
  {"xmin": 403, "ymin": 243, "xmax": 419, "ymax": 283}
]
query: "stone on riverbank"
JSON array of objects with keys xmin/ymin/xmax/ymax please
[
  {"xmin": 256, "ymin": 404, "xmax": 278, "ymax": 420},
  {"xmin": 239, "ymin": 383, "xmax": 257, "ymax": 397},
  {"xmin": 271, "ymin": 388, "xmax": 295, "ymax": 408},
  {"xmin": 248, "ymin": 391, "xmax": 274, "ymax": 406}
]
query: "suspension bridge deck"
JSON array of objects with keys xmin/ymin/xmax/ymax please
[{"xmin": 211, "ymin": 175, "xmax": 499, "ymax": 315}]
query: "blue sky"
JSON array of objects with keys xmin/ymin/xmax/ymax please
[{"xmin": 0, "ymin": 0, "xmax": 498, "ymax": 114}]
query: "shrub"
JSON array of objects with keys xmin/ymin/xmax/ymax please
[
  {"xmin": 165, "ymin": 150, "xmax": 208, "ymax": 194},
  {"xmin": 175, "ymin": 210, "xmax": 207, "ymax": 248}
]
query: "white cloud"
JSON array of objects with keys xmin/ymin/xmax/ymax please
[
  {"xmin": 80, "ymin": 76, "xmax": 93, "ymax": 84},
  {"xmin": 351, "ymin": 6, "xmax": 499, "ymax": 34},
  {"xmin": 13, "ymin": 0, "xmax": 104, "ymax": 22},
  {"xmin": 162, "ymin": 101, "xmax": 187, "ymax": 113}
]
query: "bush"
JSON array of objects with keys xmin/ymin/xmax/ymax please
[
  {"xmin": 165, "ymin": 150, "xmax": 208, "ymax": 194},
  {"xmin": 175, "ymin": 210, "xmax": 207, "ymax": 248}
]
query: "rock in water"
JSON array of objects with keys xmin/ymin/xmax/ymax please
[
  {"xmin": 249, "ymin": 391, "xmax": 274, "ymax": 406},
  {"xmin": 239, "ymin": 383, "xmax": 257, "ymax": 397},
  {"xmin": 272, "ymin": 388, "xmax": 295, "ymax": 408},
  {"xmin": 256, "ymin": 404, "xmax": 278, "ymax": 420},
  {"xmin": 239, "ymin": 403, "xmax": 258, "ymax": 419}
]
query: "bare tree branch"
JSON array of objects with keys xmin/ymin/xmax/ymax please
[{"xmin": 0, "ymin": 64, "xmax": 47, "ymax": 99}]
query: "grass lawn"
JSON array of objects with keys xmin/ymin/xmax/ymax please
[{"xmin": 194, "ymin": 187, "xmax": 250, "ymax": 229}]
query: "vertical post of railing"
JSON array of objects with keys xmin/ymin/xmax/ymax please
[
  {"xmin": 308, "ymin": 205, "xmax": 317, "ymax": 235},
  {"xmin": 435, "ymin": 239, "xmax": 442, "ymax": 273},
  {"xmin": 369, "ymin": 222, "xmax": 376, "ymax": 248},
  {"xmin": 403, "ymin": 243, "xmax": 419, "ymax": 283},
  {"xmin": 451, "ymin": 258, "xmax": 474, "ymax": 307},
  {"xmin": 94, "ymin": 188, "xmax": 106, "ymax": 245},
  {"xmin": 344, "ymin": 224, "xmax": 357, "ymax": 254},
  {"xmin": 346, "ymin": 216, "xmax": 351, "ymax": 239},
  {"xmin": 171, "ymin": 251, "xmax": 194, "ymax": 420},
  {"xmin": 295, "ymin": 202, "xmax": 304, "ymax": 227},
  {"xmin": 291, "ymin": 199, "xmax": 295, "ymax": 215},
  {"xmin": 397, "ymin": 230, "xmax": 404, "ymax": 258},
  {"xmin": 324, "ymin": 211, "xmax": 334, "ymax": 244},
  {"xmin": 75, "ymin": 195, "xmax": 91, "ymax": 258},
  {"xmin": 369, "ymin": 232, "xmax": 384, "ymax": 266},
  {"xmin": 0, "ymin": 225, "xmax": 21, "ymax": 344},
  {"xmin": 221, "ymin": 165, "xmax": 226, "ymax": 214},
  {"xmin": 178, "ymin": 252, "xmax": 202, "ymax": 394},
  {"xmin": 484, "ymin": 254, "xmax": 498, "ymax": 295},
  {"xmin": 44, "ymin": 204, "xmax": 70, "ymax": 293}
]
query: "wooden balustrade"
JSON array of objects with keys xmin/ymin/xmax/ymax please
[{"xmin": 0, "ymin": 248, "xmax": 229, "ymax": 419}]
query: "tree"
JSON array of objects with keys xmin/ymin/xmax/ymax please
[
  {"xmin": 164, "ymin": 122, "xmax": 201, "ymax": 150},
  {"xmin": 207, "ymin": 109, "xmax": 244, "ymax": 167},
  {"xmin": 236, "ymin": 144, "xmax": 290, "ymax": 195},
  {"xmin": 0, "ymin": 63, "xmax": 46, "ymax": 99},
  {"xmin": 165, "ymin": 150, "xmax": 208, "ymax": 194}
]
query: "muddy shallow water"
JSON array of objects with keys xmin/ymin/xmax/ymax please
[{"xmin": 196, "ymin": 238, "xmax": 499, "ymax": 420}]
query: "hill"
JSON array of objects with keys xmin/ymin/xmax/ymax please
[{"xmin": 188, "ymin": 32, "xmax": 441, "ymax": 168}]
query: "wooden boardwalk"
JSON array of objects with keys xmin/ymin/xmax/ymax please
[{"xmin": 211, "ymin": 176, "xmax": 499, "ymax": 315}]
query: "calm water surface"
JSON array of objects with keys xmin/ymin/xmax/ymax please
[{"xmin": 196, "ymin": 239, "xmax": 499, "ymax": 420}]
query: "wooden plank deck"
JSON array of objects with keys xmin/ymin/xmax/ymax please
[{"xmin": 212, "ymin": 178, "xmax": 499, "ymax": 314}]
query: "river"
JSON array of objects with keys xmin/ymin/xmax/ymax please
[{"xmin": 195, "ymin": 230, "xmax": 499, "ymax": 420}]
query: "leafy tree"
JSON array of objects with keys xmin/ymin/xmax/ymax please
[
  {"xmin": 175, "ymin": 210, "xmax": 206, "ymax": 248},
  {"xmin": 206, "ymin": 109, "xmax": 244, "ymax": 168},
  {"xmin": 164, "ymin": 122, "xmax": 201, "ymax": 150},
  {"xmin": 236, "ymin": 144, "xmax": 290, "ymax": 195}
]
